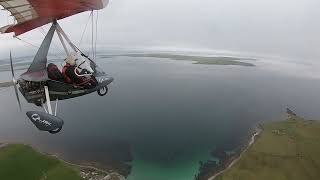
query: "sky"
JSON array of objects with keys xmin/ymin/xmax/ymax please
[{"xmin": 0, "ymin": 0, "xmax": 319, "ymax": 61}]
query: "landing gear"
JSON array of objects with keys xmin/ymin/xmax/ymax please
[{"xmin": 97, "ymin": 86, "xmax": 108, "ymax": 96}]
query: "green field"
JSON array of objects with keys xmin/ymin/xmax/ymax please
[
  {"xmin": 217, "ymin": 115, "xmax": 320, "ymax": 180},
  {"xmin": 0, "ymin": 144, "xmax": 83, "ymax": 180}
]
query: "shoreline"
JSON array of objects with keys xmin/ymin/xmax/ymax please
[
  {"xmin": 207, "ymin": 128, "xmax": 261, "ymax": 180},
  {"xmin": 195, "ymin": 126, "xmax": 262, "ymax": 180},
  {"xmin": 0, "ymin": 142, "xmax": 125, "ymax": 180},
  {"xmin": 204, "ymin": 113, "xmax": 320, "ymax": 180}
]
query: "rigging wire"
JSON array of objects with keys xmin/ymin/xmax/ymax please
[
  {"xmin": 14, "ymin": 36, "xmax": 62, "ymax": 59},
  {"xmin": 38, "ymin": 26, "xmax": 65, "ymax": 57},
  {"xmin": 39, "ymin": 27, "xmax": 63, "ymax": 54},
  {"xmin": 94, "ymin": 10, "xmax": 99, "ymax": 61},
  {"xmin": 91, "ymin": 10, "xmax": 94, "ymax": 61},
  {"xmin": 6, "ymin": 10, "xmax": 8, "ymax": 24},
  {"xmin": 78, "ymin": 11, "xmax": 93, "ymax": 48},
  {"xmin": 76, "ymin": 11, "xmax": 98, "ymax": 61},
  {"xmin": 15, "ymin": 36, "xmax": 40, "ymax": 49}
]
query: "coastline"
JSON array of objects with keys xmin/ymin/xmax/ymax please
[
  {"xmin": 201, "ymin": 109, "xmax": 320, "ymax": 180},
  {"xmin": 0, "ymin": 143, "xmax": 126, "ymax": 180},
  {"xmin": 207, "ymin": 129, "xmax": 261, "ymax": 180},
  {"xmin": 195, "ymin": 126, "xmax": 262, "ymax": 180}
]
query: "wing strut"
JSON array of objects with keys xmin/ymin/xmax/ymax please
[
  {"xmin": 56, "ymin": 23, "xmax": 77, "ymax": 53},
  {"xmin": 54, "ymin": 99, "xmax": 58, "ymax": 116},
  {"xmin": 56, "ymin": 30, "xmax": 69, "ymax": 55},
  {"xmin": 44, "ymin": 86, "xmax": 53, "ymax": 115}
]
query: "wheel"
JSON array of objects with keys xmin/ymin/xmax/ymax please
[
  {"xmin": 67, "ymin": 89, "xmax": 72, "ymax": 95},
  {"xmin": 49, "ymin": 127, "xmax": 63, "ymax": 134},
  {"xmin": 97, "ymin": 86, "xmax": 108, "ymax": 96}
]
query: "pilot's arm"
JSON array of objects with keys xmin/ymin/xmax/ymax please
[{"xmin": 65, "ymin": 66, "xmax": 82, "ymax": 84}]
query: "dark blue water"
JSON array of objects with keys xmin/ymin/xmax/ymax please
[{"xmin": 1, "ymin": 54, "xmax": 320, "ymax": 179}]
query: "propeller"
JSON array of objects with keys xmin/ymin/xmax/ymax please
[{"xmin": 10, "ymin": 51, "xmax": 22, "ymax": 111}]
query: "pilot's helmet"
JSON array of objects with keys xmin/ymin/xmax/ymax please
[{"xmin": 65, "ymin": 54, "xmax": 77, "ymax": 66}]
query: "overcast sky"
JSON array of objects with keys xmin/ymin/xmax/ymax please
[{"xmin": 0, "ymin": 0, "xmax": 319, "ymax": 61}]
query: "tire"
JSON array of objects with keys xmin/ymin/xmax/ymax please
[{"xmin": 97, "ymin": 86, "xmax": 108, "ymax": 96}]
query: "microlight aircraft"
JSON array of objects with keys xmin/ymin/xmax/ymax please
[{"xmin": 0, "ymin": 0, "xmax": 113, "ymax": 134}]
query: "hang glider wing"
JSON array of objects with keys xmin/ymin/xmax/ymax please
[{"xmin": 0, "ymin": 0, "xmax": 109, "ymax": 36}]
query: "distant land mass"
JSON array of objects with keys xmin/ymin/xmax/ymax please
[
  {"xmin": 0, "ymin": 62, "xmax": 30, "ymax": 72},
  {"xmin": 199, "ymin": 111, "xmax": 320, "ymax": 180},
  {"xmin": 0, "ymin": 53, "xmax": 256, "ymax": 74},
  {"xmin": 102, "ymin": 53, "xmax": 256, "ymax": 67},
  {"xmin": 0, "ymin": 81, "xmax": 13, "ymax": 88}
]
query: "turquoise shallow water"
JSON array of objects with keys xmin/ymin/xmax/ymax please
[
  {"xmin": 128, "ymin": 150, "xmax": 210, "ymax": 180},
  {"xmin": 1, "ymin": 54, "xmax": 320, "ymax": 179}
]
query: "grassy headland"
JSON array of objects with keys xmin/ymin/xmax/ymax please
[
  {"xmin": 0, "ymin": 144, "xmax": 83, "ymax": 180},
  {"xmin": 0, "ymin": 144, "xmax": 121, "ymax": 180},
  {"xmin": 215, "ymin": 114, "xmax": 320, "ymax": 180}
]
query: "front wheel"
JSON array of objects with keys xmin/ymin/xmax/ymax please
[{"xmin": 97, "ymin": 86, "xmax": 108, "ymax": 96}]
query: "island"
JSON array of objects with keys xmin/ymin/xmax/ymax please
[
  {"xmin": 0, "ymin": 62, "xmax": 30, "ymax": 72},
  {"xmin": 102, "ymin": 53, "xmax": 256, "ymax": 67},
  {"xmin": 0, "ymin": 81, "xmax": 14, "ymax": 88},
  {"xmin": 196, "ymin": 110, "xmax": 320, "ymax": 180},
  {"xmin": 0, "ymin": 144, "xmax": 125, "ymax": 180}
]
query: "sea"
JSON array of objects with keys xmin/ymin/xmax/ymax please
[{"xmin": 1, "ymin": 51, "xmax": 320, "ymax": 180}]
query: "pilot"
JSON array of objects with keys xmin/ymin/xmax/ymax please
[
  {"xmin": 62, "ymin": 54, "xmax": 82, "ymax": 84},
  {"xmin": 62, "ymin": 54, "xmax": 98, "ymax": 88}
]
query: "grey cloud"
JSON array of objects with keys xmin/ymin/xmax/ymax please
[{"xmin": 0, "ymin": 0, "xmax": 319, "ymax": 61}]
